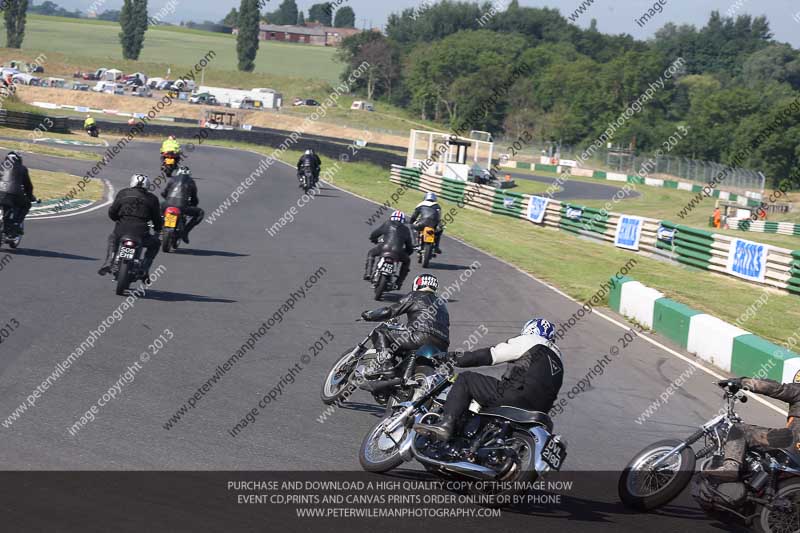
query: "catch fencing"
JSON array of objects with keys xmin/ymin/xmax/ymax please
[{"xmin": 389, "ymin": 165, "xmax": 800, "ymax": 296}]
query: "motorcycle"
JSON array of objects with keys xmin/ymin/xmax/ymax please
[
  {"xmin": 320, "ymin": 318, "xmax": 448, "ymax": 415},
  {"xmin": 619, "ymin": 380, "xmax": 800, "ymax": 532},
  {"xmin": 86, "ymin": 124, "xmax": 99, "ymax": 138},
  {"xmin": 112, "ymin": 234, "xmax": 149, "ymax": 295},
  {"xmin": 0, "ymin": 205, "xmax": 22, "ymax": 249},
  {"xmin": 417, "ymin": 226, "xmax": 437, "ymax": 268},
  {"xmin": 161, "ymin": 151, "xmax": 180, "ymax": 178},
  {"xmin": 299, "ymin": 164, "xmax": 317, "ymax": 193},
  {"xmin": 0, "ymin": 198, "xmax": 39, "ymax": 249},
  {"xmin": 371, "ymin": 252, "xmax": 401, "ymax": 301},
  {"xmin": 358, "ymin": 367, "xmax": 568, "ymax": 506},
  {"xmin": 161, "ymin": 206, "xmax": 186, "ymax": 253}
]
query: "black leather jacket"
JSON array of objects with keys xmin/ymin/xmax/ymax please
[
  {"xmin": 109, "ymin": 187, "xmax": 162, "ymax": 234},
  {"xmin": 0, "ymin": 162, "xmax": 33, "ymax": 199},
  {"xmin": 743, "ymin": 378, "xmax": 800, "ymax": 419},
  {"xmin": 370, "ymin": 220, "xmax": 413, "ymax": 259},
  {"xmin": 297, "ymin": 153, "xmax": 321, "ymax": 176},
  {"xmin": 364, "ymin": 290, "xmax": 450, "ymax": 342},
  {"xmin": 162, "ymin": 174, "xmax": 198, "ymax": 208},
  {"xmin": 455, "ymin": 335, "xmax": 564, "ymax": 412},
  {"xmin": 410, "ymin": 201, "xmax": 442, "ymax": 227}
]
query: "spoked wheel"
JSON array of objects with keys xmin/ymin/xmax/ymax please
[
  {"xmin": 359, "ymin": 411, "xmax": 409, "ymax": 472},
  {"xmin": 468, "ymin": 430, "xmax": 538, "ymax": 508},
  {"xmin": 618, "ymin": 439, "xmax": 696, "ymax": 511},
  {"xmin": 754, "ymin": 479, "xmax": 800, "ymax": 533},
  {"xmin": 384, "ymin": 365, "xmax": 438, "ymax": 417},
  {"xmin": 320, "ymin": 347, "xmax": 360, "ymax": 405},
  {"xmin": 162, "ymin": 234, "xmax": 173, "ymax": 253}
]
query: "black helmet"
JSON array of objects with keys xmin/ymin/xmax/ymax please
[{"xmin": 6, "ymin": 151, "xmax": 21, "ymax": 165}]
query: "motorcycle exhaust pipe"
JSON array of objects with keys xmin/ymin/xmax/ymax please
[
  {"xmin": 411, "ymin": 438, "xmax": 498, "ymax": 480},
  {"xmin": 359, "ymin": 378, "xmax": 402, "ymax": 393}
]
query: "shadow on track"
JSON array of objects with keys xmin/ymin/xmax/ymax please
[
  {"xmin": 336, "ymin": 401, "xmax": 386, "ymax": 417},
  {"xmin": 174, "ymin": 249, "xmax": 249, "ymax": 257},
  {"xmin": 427, "ymin": 262, "xmax": 471, "ymax": 271},
  {"xmin": 8, "ymin": 248, "xmax": 97, "ymax": 261},
  {"xmin": 142, "ymin": 290, "xmax": 237, "ymax": 303}
]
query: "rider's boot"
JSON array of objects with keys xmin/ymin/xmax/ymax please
[{"xmin": 414, "ymin": 413, "xmax": 456, "ymax": 441}]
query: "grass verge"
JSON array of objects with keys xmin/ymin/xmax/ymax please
[{"xmin": 31, "ymin": 169, "xmax": 103, "ymax": 202}]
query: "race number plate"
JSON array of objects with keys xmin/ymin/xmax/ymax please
[
  {"xmin": 379, "ymin": 260, "xmax": 394, "ymax": 274},
  {"xmin": 164, "ymin": 213, "xmax": 178, "ymax": 228},
  {"xmin": 423, "ymin": 229, "xmax": 436, "ymax": 243},
  {"xmin": 119, "ymin": 246, "xmax": 135, "ymax": 260},
  {"xmin": 165, "ymin": 158, "xmax": 175, "ymax": 165},
  {"xmin": 541, "ymin": 437, "xmax": 566, "ymax": 470}
]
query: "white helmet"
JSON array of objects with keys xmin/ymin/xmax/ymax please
[
  {"xmin": 305, "ymin": 149, "xmax": 313, "ymax": 156},
  {"xmin": 130, "ymin": 174, "xmax": 150, "ymax": 189}
]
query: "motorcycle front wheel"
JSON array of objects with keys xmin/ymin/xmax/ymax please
[
  {"xmin": 618, "ymin": 439, "xmax": 696, "ymax": 511},
  {"xmin": 359, "ymin": 411, "xmax": 409, "ymax": 472},
  {"xmin": 320, "ymin": 347, "xmax": 359, "ymax": 405}
]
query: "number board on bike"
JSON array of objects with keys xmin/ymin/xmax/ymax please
[{"xmin": 542, "ymin": 437, "xmax": 566, "ymax": 470}]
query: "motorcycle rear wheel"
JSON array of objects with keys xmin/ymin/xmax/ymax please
[
  {"xmin": 374, "ymin": 274, "xmax": 389, "ymax": 301},
  {"xmin": 754, "ymin": 478, "xmax": 800, "ymax": 533},
  {"xmin": 618, "ymin": 439, "xmax": 696, "ymax": 511},
  {"xmin": 422, "ymin": 243, "xmax": 433, "ymax": 268},
  {"xmin": 116, "ymin": 261, "xmax": 131, "ymax": 296}
]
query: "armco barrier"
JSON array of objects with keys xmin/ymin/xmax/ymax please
[
  {"xmin": 0, "ymin": 109, "xmax": 69, "ymax": 133},
  {"xmin": 609, "ymin": 276, "xmax": 799, "ymax": 381},
  {"xmin": 499, "ymin": 159, "xmax": 764, "ymax": 208},
  {"xmin": 729, "ymin": 218, "xmax": 800, "ymax": 237},
  {"xmin": 390, "ymin": 165, "xmax": 800, "ymax": 295}
]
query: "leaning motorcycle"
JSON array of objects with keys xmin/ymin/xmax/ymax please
[
  {"xmin": 320, "ymin": 318, "xmax": 448, "ymax": 415},
  {"xmin": 161, "ymin": 151, "xmax": 180, "ymax": 177},
  {"xmin": 358, "ymin": 368, "xmax": 568, "ymax": 506},
  {"xmin": 161, "ymin": 206, "xmax": 186, "ymax": 253},
  {"xmin": 619, "ymin": 380, "xmax": 800, "ymax": 532},
  {"xmin": 417, "ymin": 226, "xmax": 436, "ymax": 268},
  {"xmin": 86, "ymin": 124, "xmax": 99, "ymax": 138}
]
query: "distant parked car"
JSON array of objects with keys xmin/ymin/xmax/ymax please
[
  {"xmin": 156, "ymin": 80, "xmax": 174, "ymax": 91},
  {"xmin": 130, "ymin": 85, "xmax": 152, "ymax": 97},
  {"xmin": 147, "ymin": 77, "xmax": 164, "ymax": 89},
  {"xmin": 293, "ymin": 98, "xmax": 320, "ymax": 107},
  {"xmin": 189, "ymin": 92, "xmax": 218, "ymax": 105},
  {"xmin": 232, "ymin": 98, "xmax": 263, "ymax": 110},
  {"xmin": 350, "ymin": 100, "xmax": 374, "ymax": 111},
  {"xmin": 172, "ymin": 79, "xmax": 195, "ymax": 92},
  {"xmin": 72, "ymin": 82, "xmax": 90, "ymax": 91},
  {"xmin": 11, "ymin": 73, "xmax": 40, "ymax": 86}
]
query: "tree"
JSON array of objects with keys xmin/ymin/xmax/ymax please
[
  {"xmin": 119, "ymin": 0, "xmax": 148, "ymax": 60},
  {"xmin": 297, "ymin": 10, "xmax": 305, "ymax": 25},
  {"xmin": 237, "ymin": 0, "xmax": 260, "ymax": 72},
  {"xmin": 98, "ymin": 10, "xmax": 121, "ymax": 21},
  {"xmin": 264, "ymin": 0, "xmax": 298, "ymax": 25},
  {"xmin": 308, "ymin": 2, "xmax": 332, "ymax": 26},
  {"xmin": 4, "ymin": 0, "xmax": 29, "ymax": 49},
  {"xmin": 333, "ymin": 6, "xmax": 355, "ymax": 28},
  {"xmin": 221, "ymin": 7, "xmax": 239, "ymax": 26}
]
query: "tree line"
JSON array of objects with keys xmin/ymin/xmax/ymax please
[{"xmin": 337, "ymin": 1, "xmax": 800, "ymax": 188}]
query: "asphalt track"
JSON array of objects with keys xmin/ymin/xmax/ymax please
[
  {"xmin": 506, "ymin": 170, "xmax": 642, "ymax": 200},
  {"xmin": 0, "ymin": 139, "xmax": 784, "ymax": 532}
]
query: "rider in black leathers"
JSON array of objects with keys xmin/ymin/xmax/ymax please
[
  {"xmin": 706, "ymin": 377, "xmax": 800, "ymax": 481},
  {"xmin": 364, "ymin": 210, "xmax": 414, "ymax": 290},
  {"xmin": 361, "ymin": 273, "xmax": 450, "ymax": 381},
  {"xmin": 297, "ymin": 149, "xmax": 321, "ymax": 188},
  {"xmin": 415, "ymin": 318, "xmax": 563, "ymax": 441},
  {"xmin": 0, "ymin": 152, "xmax": 34, "ymax": 233},
  {"xmin": 161, "ymin": 166, "xmax": 204, "ymax": 244},
  {"xmin": 98, "ymin": 174, "xmax": 162, "ymax": 278},
  {"xmin": 410, "ymin": 192, "xmax": 444, "ymax": 254}
]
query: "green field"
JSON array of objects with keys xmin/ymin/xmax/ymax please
[{"xmin": 1, "ymin": 15, "xmax": 342, "ymax": 82}]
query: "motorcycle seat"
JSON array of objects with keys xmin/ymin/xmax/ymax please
[{"xmin": 480, "ymin": 406, "xmax": 553, "ymax": 432}]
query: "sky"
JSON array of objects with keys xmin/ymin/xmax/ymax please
[{"xmin": 45, "ymin": 0, "xmax": 800, "ymax": 48}]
